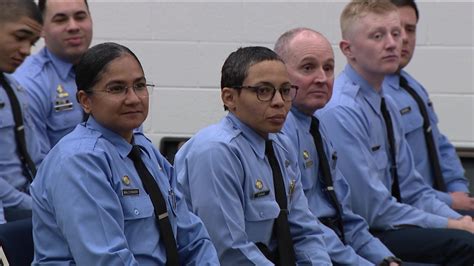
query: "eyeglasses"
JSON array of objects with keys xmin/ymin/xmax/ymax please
[
  {"xmin": 94, "ymin": 82, "xmax": 155, "ymax": 98},
  {"xmin": 233, "ymin": 84, "xmax": 298, "ymax": 102}
]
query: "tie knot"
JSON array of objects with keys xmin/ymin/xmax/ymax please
[
  {"xmin": 310, "ymin": 116, "xmax": 320, "ymax": 131},
  {"xmin": 128, "ymin": 145, "xmax": 142, "ymax": 162},
  {"xmin": 265, "ymin": 140, "xmax": 274, "ymax": 155},
  {"xmin": 399, "ymin": 75, "xmax": 409, "ymax": 88}
]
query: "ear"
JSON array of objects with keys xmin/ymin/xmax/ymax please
[
  {"xmin": 221, "ymin": 87, "xmax": 237, "ymax": 111},
  {"xmin": 339, "ymin": 39, "xmax": 353, "ymax": 59},
  {"xmin": 77, "ymin": 90, "xmax": 92, "ymax": 114}
]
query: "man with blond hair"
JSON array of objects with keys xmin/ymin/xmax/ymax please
[{"xmin": 318, "ymin": 0, "xmax": 474, "ymax": 264}]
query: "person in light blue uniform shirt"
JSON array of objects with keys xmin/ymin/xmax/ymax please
[
  {"xmin": 13, "ymin": 0, "xmax": 93, "ymax": 156},
  {"xmin": 384, "ymin": 0, "xmax": 474, "ymax": 213},
  {"xmin": 0, "ymin": 0, "xmax": 43, "ymax": 223},
  {"xmin": 318, "ymin": 1, "xmax": 474, "ymax": 264},
  {"xmin": 31, "ymin": 42, "xmax": 218, "ymax": 265},
  {"xmin": 275, "ymin": 28, "xmax": 399, "ymax": 266},
  {"xmin": 175, "ymin": 46, "xmax": 331, "ymax": 265}
]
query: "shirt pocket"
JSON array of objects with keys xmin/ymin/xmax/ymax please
[
  {"xmin": 0, "ymin": 107, "xmax": 14, "ymax": 129},
  {"xmin": 120, "ymin": 193, "xmax": 155, "ymax": 221},
  {"xmin": 399, "ymin": 104, "xmax": 424, "ymax": 135},
  {"xmin": 244, "ymin": 199, "xmax": 280, "ymax": 243},
  {"xmin": 372, "ymin": 147, "xmax": 389, "ymax": 171}
]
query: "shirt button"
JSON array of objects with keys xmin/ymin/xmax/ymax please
[
  {"xmin": 134, "ymin": 208, "xmax": 140, "ymax": 215},
  {"xmin": 259, "ymin": 211, "xmax": 264, "ymax": 218}
]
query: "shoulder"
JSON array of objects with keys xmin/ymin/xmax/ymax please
[{"xmin": 13, "ymin": 49, "xmax": 50, "ymax": 82}]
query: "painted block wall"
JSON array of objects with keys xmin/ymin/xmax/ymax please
[{"xmin": 40, "ymin": 1, "xmax": 473, "ymax": 149}]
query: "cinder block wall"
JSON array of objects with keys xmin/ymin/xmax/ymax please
[{"xmin": 53, "ymin": 1, "xmax": 473, "ymax": 149}]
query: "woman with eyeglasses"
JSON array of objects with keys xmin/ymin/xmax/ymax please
[{"xmin": 30, "ymin": 42, "xmax": 219, "ymax": 265}]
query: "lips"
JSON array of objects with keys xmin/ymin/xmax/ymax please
[
  {"xmin": 268, "ymin": 114, "xmax": 286, "ymax": 124},
  {"xmin": 11, "ymin": 58, "xmax": 24, "ymax": 67},
  {"xmin": 65, "ymin": 36, "xmax": 83, "ymax": 46}
]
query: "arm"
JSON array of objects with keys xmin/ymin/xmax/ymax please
[
  {"xmin": 0, "ymin": 177, "xmax": 31, "ymax": 210},
  {"xmin": 47, "ymin": 152, "xmax": 138, "ymax": 265},
  {"xmin": 319, "ymin": 106, "xmax": 448, "ymax": 229}
]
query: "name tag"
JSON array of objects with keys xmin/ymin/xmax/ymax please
[
  {"xmin": 253, "ymin": 190, "xmax": 270, "ymax": 199},
  {"xmin": 400, "ymin": 106, "xmax": 411, "ymax": 115},
  {"xmin": 54, "ymin": 100, "xmax": 73, "ymax": 112},
  {"xmin": 122, "ymin": 189, "xmax": 139, "ymax": 196}
]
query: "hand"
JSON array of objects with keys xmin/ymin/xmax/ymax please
[
  {"xmin": 447, "ymin": 215, "xmax": 474, "ymax": 233},
  {"xmin": 389, "ymin": 262, "xmax": 400, "ymax": 266},
  {"xmin": 450, "ymin": 192, "xmax": 474, "ymax": 211}
]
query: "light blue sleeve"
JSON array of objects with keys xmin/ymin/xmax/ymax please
[
  {"xmin": 334, "ymin": 169, "xmax": 394, "ymax": 264},
  {"xmin": 158, "ymin": 153, "xmax": 219, "ymax": 265},
  {"xmin": 0, "ymin": 177, "xmax": 32, "ymax": 210},
  {"xmin": 178, "ymin": 143, "xmax": 273, "ymax": 265},
  {"xmin": 319, "ymin": 106, "xmax": 448, "ymax": 229},
  {"xmin": 42, "ymin": 152, "xmax": 138, "ymax": 265},
  {"xmin": 436, "ymin": 133, "xmax": 469, "ymax": 193}
]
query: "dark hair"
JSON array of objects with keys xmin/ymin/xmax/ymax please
[
  {"xmin": 221, "ymin": 46, "xmax": 283, "ymax": 89},
  {"xmin": 390, "ymin": 0, "xmax": 419, "ymax": 21},
  {"xmin": 38, "ymin": 0, "xmax": 89, "ymax": 15},
  {"xmin": 75, "ymin": 42, "xmax": 143, "ymax": 94},
  {"xmin": 0, "ymin": 0, "xmax": 43, "ymax": 25}
]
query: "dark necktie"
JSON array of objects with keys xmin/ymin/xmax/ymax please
[
  {"xmin": 128, "ymin": 145, "xmax": 179, "ymax": 266},
  {"xmin": 399, "ymin": 76, "xmax": 446, "ymax": 192},
  {"xmin": 265, "ymin": 140, "xmax": 296, "ymax": 265},
  {"xmin": 380, "ymin": 97, "xmax": 402, "ymax": 202},
  {"xmin": 309, "ymin": 117, "xmax": 345, "ymax": 244},
  {"xmin": 0, "ymin": 73, "xmax": 36, "ymax": 182}
]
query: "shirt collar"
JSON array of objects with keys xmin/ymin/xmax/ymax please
[
  {"xmin": 226, "ymin": 112, "xmax": 278, "ymax": 159},
  {"xmin": 384, "ymin": 73, "xmax": 401, "ymax": 91},
  {"xmin": 85, "ymin": 116, "xmax": 134, "ymax": 159},
  {"xmin": 44, "ymin": 48, "xmax": 75, "ymax": 80},
  {"xmin": 344, "ymin": 64, "xmax": 384, "ymax": 115},
  {"xmin": 290, "ymin": 106, "xmax": 312, "ymax": 132}
]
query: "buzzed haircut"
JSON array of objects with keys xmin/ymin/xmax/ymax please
[
  {"xmin": 274, "ymin": 27, "xmax": 322, "ymax": 62},
  {"xmin": 38, "ymin": 0, "xmax": 89, "ymax": 15},
  {"xmin": 390, "ymin": 0, "xmax": 419, "ymax": 21},
  {"xmin": 0, "ymin": 0, "xmax": 42, "ymax": 25},
  {"xmin": 340, "ymin": 0, "xmax": 398, "ymax": 39}
]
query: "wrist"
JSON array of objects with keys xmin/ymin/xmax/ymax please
[{"xmin": 379, "ymin": 256, "xmax": 402, "ymax": 266}]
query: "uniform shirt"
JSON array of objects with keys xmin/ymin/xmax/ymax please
[
  {"xmin": 0, "ymin": 75, "xmax": 42, "ymax": 212},
  {"xmin": 30, "ymin": 117, "xmax": 218, "ymax": 265},
  {"xmin": 13, "ymin": 47, "xmax": 83, "ymax": 156},
  {"xmin": 175, "ymin": 113, "xmax": 331, "ymax": 265},
  {"xmin": 283, "ymin": 107, "xmax": 394, "ymax": 265},
  {"xmin": 317, "ymin": 64, "xmax": 461, "ymax": 230},
  {"xmin": 384, "ymin": 72, "xmax": 469, "ymax": 205}
]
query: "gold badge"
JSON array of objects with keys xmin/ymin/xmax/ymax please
[
  {"xmin": 303, "ymin": 150, "xmax": 310, "ymax": 160},
  {"xmin": 56, "ymin": 84, "xmax": 69, "ymax": 98},
  {"xmin": 255, "ymin": 179, "xmax": 263, "ymax": 190},
  {"xmin": 122, "ymin": 175, "xmax": 131, "ymax": 186}
]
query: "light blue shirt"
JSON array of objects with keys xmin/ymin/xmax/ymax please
[
  {"xmin": 384, "ymin": 72, "xmax": 469, "ymax": 206},
  {"xmin": 318, "ymin": 64, "xmax": 461, "ymax": 230},
  {"xmin": 0, "ymin": 75, "xmax": 42, "ymax": 214},
  {"xmin": 30, "ymin": 117, "xmax": 219, "ymax": 265},
  {"xmin": 13, "ymin": 47, "xmax": 83, "ymax": 156},
  {"xmin": 283, "ymin": 107, "xmax": 394, "ymax": 265},
  {"xmin": 175, "ymin": 113, "xmax": 331, "ymax": 265}
]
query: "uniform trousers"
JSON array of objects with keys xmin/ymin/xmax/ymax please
[{"xmin": 373, "ymin": 227, "xmax": 474, "ymax": 265}]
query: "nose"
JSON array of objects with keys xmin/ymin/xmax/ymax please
[
  {"xmin": 66, "ymin": 18, "xmax": 80, "ymax": 32},
  {"xmin": 19, "ymin": 41, "xmax": 32, "ymax": 57},
  {"xmin": 124, "ymin": 87, "xmax": 141, "ymax": 104},
  {"xmin": 270, "ymin": 89, "xmax": 285, "ymax": 107},
  {"xmin": 386, "ymin": 33, "xmax": 400, "ymax": 50},
  {"xmin": 313, "ymin": 67, "xmax": 328, "ymax": 85}
]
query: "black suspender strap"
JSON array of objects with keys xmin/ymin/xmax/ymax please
[
  {"xmin": 399, "ymin": 76, "xmax": 446, "ymax": 192},
  {"xmin": 0, "ymin": 73, "xmax": 36, "ymax": 182},
  {"xmin": 128, "ymin": 145, "xmax": 179, "ymax": 266},
  {"xmin": 309, "ymin": 117, "xmax": 346, "ymax": 244}
]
